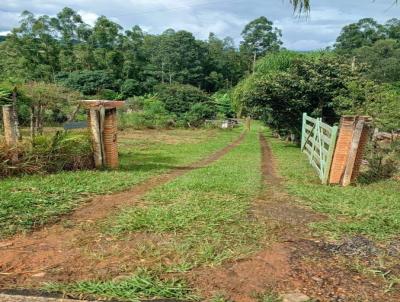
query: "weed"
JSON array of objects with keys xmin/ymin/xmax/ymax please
[{"xmin": 44, "ymin": 269, "xmax": 198, "ymax": 301}]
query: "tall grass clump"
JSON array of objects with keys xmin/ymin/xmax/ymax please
[{"xmin": 0, "ymin": 131, "xmax": 93, "ymax": 178}]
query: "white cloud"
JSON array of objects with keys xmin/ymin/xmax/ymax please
[
  {"xmin": 77, "ymin": 10, "xmax": 99, "ymax": 26},
  {"xmin": 0, "ymin": 0, "xmax": 399, "ymax": 49}
]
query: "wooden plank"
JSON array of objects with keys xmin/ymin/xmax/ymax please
[
  {"xmin": 305, "ymin": 115, "xmax": 317, "ymax": 123},
  {"xmin": 80, "ymin": 100, "xmax": 125, "ymax": 109},
  {"xmin": 323, "ymin": 125, "xmax": 338, "ymax": 184},
  {"xmin": 89, "ymin": 109, "xmax": 103, "ymax": 168},
  {"xmin": 341, "ymin": 120, "xmax": 364, "ymax": 186}
]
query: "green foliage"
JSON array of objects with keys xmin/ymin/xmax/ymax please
[
  {"xmin": 333, "ymin": 81, "xmax": 400, "ymax": 132},
  {"xmin": 44, "ymin": 269, "xmax": 196, "ymax": 301},
  {"xmin": 212, "ymin": 91, "xmax": 236, "ymax": 118},
  {"xmin": 121, "ymin": 78, "xmax": 142, "ymax": 98},
  {"xmin": 355, "ymin": 39, "xmax": 400, "ymax": 83},
  {"xmin": 57, "ymin": 70, "xmax": 117, "ymax": 95},
  {"xmin": 119, "ymin": 96, "xmax": 175, "ymax": 129},
  {"xmin": 335, "ymin": 18, "xmax": 386, "ymax": 53},
  {"xmin": 268, "ymin": 131, "xmax": 400, "ymax": 240},
  {"xmin": 233, "ymin": 52, "xmax": 352, "ymax": 135},
  {"xmin": 240, "ymin": 16, "xmax": 282, "ymax": 57},
  {"xmin": 0, "ymin": 131, "xmax": 93, "ymax": 179},
  {"xmin": 155, "ymin": 83, "xmax": 211, "ymax": 115},
  {"xmin": 183, "ymin": 103, "xmax": 215, "ymax": 127}
]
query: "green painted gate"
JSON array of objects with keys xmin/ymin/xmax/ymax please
[{"xmin": 301, "ymin": 113, "xmax": 339, "ymax": 184}]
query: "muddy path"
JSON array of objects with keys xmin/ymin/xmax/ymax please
[
  {"xmin": 190, "ymin": 133, "xmax": 400, "ymax": 302},
  {"xmin": 0, "ymin": 133, "xmax": 246, "ymax": 289}
]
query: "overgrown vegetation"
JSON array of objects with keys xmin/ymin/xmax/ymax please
[
  {"xmin": 233, "ymin": 50, "xmax": 400, "ymax": 137},
  {"xmin": 0, "ymin": 131, "xmax": 93, "ymax": 178}
]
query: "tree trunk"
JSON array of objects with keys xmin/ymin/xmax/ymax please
[
  {"xmin": 2, "ymin": 105, "xmax": 18, "ymax": 163},
  {"xmin": 252, "ymin": 52, "xmax": 257, "ymax": 74},
  {"xmin": 30, "ymin": 106, "xmax": 36, "ymax": 139},
  {"xmin": 11, "ymin": 89, "xmax": 21, "ymax": 140}
]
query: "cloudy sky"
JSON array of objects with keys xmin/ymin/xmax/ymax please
[{"xmin": 1, "ymin": 0, "xmax": 399, "ymax": 50}]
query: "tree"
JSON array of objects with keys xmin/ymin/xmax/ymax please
[
  {"xmin": 233, "ymin": 53, "xmax": 358, "ymax": 136},
  {"xmin": 355, "ymin": 39, "xmax": 400, "ymax": 83},
  {"xmin": 240, "ymin": 17, "xmax": 282, "ymax": 72},
  {"xmin": 20, "ymin": 82, "xmax": 81, "ymax": 136},
  {"xmin": 334, "ymin": 18, "xmax": 386, "ymax": 53}
]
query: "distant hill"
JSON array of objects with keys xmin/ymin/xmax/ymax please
[{"xmin": 0, "ymin": 36, "xmax": 6, "ymax": 42}]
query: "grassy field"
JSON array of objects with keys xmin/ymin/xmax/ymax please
[
  {"xmin": 46, "ymin": 127, "xmax": 266, "ymax": 301},
  {"xmin": 0, "ymin": 128, "xmax": 241, "ymax": 238},
  {"xmin": 267, "ymin": 130, "xmax": 400, "ymax": 241}
]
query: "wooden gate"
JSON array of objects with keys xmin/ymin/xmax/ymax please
[{"xmin": 301, "ymin": 113, "xmax": 339, "ymax": 184}]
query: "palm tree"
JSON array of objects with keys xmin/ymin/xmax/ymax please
[
  {"xmin": 290, "ymin": 0, "xmax": 398, "ymax": 13},
  {"xmin": 290, "ymin": 0, "xmax": 310, "ymax": 13}
]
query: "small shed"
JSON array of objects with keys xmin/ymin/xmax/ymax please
[{"xmin": 80, "ymin": 100, "xmax": 124, "ymax": 169}]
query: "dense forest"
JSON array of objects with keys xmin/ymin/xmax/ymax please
[{"xmin": 0, "ymin": 8, "xmax": 399, "ymax": 135}]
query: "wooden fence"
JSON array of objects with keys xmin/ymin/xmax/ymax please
[{"xmin": 301, "ymin": 113, "xmax": 339, "ymax": 184}]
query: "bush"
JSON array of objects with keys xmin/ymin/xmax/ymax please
[
  {"xmin": 183, "ymin": 103, "xmax": 215, "ymax": 127},
  {"xmin": 121, "ymin": 79, "xmax": 142, "ymax": 98},
  {"xmin": 212, "ymin": 91, "xmax": 235, "ymax": 118},
  {"xmin": 0, "ymin": 131, "xmax": 93, "ymax": 178},
  {"xmin": 119, "ymin": 96, "xmax": 175, "ymax": 129},
  {"xmin": 154, "ymin": 83, "xmax": 210, "ymax": 115},
  {"xmin": 57, "ymin": 70, "xmax": 118, "ymax": 95},
  {"xmin": 359, "ymin": 140, "xmax": 400, "ymax": 183}
]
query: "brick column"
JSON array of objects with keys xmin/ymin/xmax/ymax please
[
  {"xmin": 103, "ymin": 108, "xmax": 119, "ymax": 169},
  {"xmin": 329, "ymin": 116, "xmax": 371, "ymax": 185},
  {"xmin": 350, "ymin": 116, "xmax": 371, "ymax": 182},
  {"xmin": 329, "ymin": 116, "xmax": 355, "ymax": 184}
]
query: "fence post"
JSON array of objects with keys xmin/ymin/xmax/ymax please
[
  {"xmin": 322, "ymin": 125, "xmax": 338, "ymax": 184},
  {"xmin": 89, "ymin": 109, "xmax": 103, "ymax": 168},
  {"xmin": 301, "ymin": 113, "xmax": 307, "ymax": 149},
  {"xmin": 2, "ymin": 105, "xmax": 18, "ymax": 163}
]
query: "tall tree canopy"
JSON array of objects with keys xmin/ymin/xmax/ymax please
[
  {"xmin": 240, "ymin": 16, "xmax": 282, "ymax": 57},
  {"xmin": 0, "ymin": 7, "xmax": 257, "ymax": 95}
]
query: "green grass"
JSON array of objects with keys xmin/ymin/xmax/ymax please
[
  {"xmin": 267, "ymin": 131, "xmax": 400, "ymax": 241},
  {"xmin": 44, "ymin": 269, "xmax": 197, "ymax": 302},
  {"xmin": 109, "ymin": 126, "xmax": 265, "ymax": 268},
  {"xmin": 0, "ymin": 128, "xmax": 241, "ymax": 238}
]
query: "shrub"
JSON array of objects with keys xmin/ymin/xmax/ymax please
[
  {"xmin": 0, "ymin": 131, "xmax": 93, "ymax": 178},
  {"xmin": 212, "ymin": 91, "xmax": 235, "ymax": 118},
  {"xmin": 359, "ymin": 140, "xmax": 400, "ymax": 183},
  {"xmin": 119, "ymin": 96, "xmax": 175, "ymax": 129},
  {"xmin": 121, "ymin": 79, "xmax": 142, "ymax": 98},
  {"xmin": 183, "ymin": 103, "xmax": 216, "ymax": 127},
  {"xmin": 57, "ymin": 70, "xmax": 118, "ymax": 95},
  {"xmin": 154, "ymin": 83, "xmax": 210, "ymax": 115}
]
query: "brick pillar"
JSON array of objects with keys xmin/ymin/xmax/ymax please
[
  {"xmin": 103, "ymin": 108, "xmax": 118, "ymax": 169},
  {"xmin": 329, "ymin": 116, "xmax": 371, "ymax": 185},
  {"xmin": 329, "ymin": 116, "xmax": 355, "ymax": 184},
  {"xmin": 350, "ymin": 116, "xmax": 371, "ymax": 182}
]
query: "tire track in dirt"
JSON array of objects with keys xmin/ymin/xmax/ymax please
[
  {"xmin": 0, "ymin": 132, "xmax": 246, "ymax": 290},
  {"xmin": 191, "ymin": 134, "xmax": 398, "ymax": 302}
]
